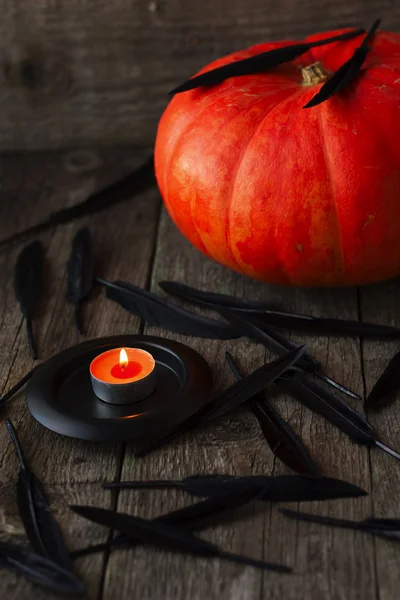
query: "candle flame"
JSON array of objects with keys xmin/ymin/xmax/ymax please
[{"xmin": 119, "ymin": 348, "xmax": 129, "ymax": 369}]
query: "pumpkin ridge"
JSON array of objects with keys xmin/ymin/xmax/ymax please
[
  {"xmin": 363, "ymin": 74, "xmax": 400, "ymax": 95},
  {"xmin": 185, "ymin": 93, "xmax": 285, "ymax": 260},
  {"xmin": 225, "ymin": 88, "xmax": 304, "ymax": 272},
  {"xmin": 225, "ymin": 110, "xmax": 272, "ymax": 272},
  {"xmin": 353, "ymin": 99, "xmax": 400, "ymax": 283},
  {"xmin": 165, "ymin": 76, "xmax": 263, "ymax": 159},
  {"xmin": 270, "ymin": 90, "xmax": 317, "ymax": 284},
  {"xmin": 364, "ymin": 68, "xmax": 400, "ymax": 89},
  {"xmin": 227, "ymin": 88, "xmax": 307, "ymax": 277},
  {"xmin": 307, "ymin": 28, "xmax": 362, "ymax": 68},
  {"xmin": 167, "ymin": 86, "xmax": 300, "ymax": 264},
  {"xmin": 162, "ymin": 86, "xmax": 247, "ymax": 191},
  {"xmin": 185, "ymin": 92, "xmax": 251, "ymax": 258},
  {"xmin": 189, "ymin": 96, "xmax": 274, "ymax": 262},
  {"xmin": 317, "ymin": 108, "xmax": 346, "ymax": 279},
  {"xmin": 161, "ymin": 87, "xmax": 247, "ymax": 235}
]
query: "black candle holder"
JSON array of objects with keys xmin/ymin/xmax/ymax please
[{"xmin": 25, "ymin": 335, "xmax": 213, "ymax": 442}]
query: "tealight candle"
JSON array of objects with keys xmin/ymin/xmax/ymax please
[{"xmin": 90, "ymin": 347, "xmax": 156, "ymax": 404}]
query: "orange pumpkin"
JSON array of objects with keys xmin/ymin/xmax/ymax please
[{"xmin": 155, "ymin": 29, "xmax": 400, "ymax": 286}]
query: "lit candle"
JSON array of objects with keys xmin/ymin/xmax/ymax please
[{"xmin": 90, "ymin": 347, "xmax": 156, "ymax": 404}]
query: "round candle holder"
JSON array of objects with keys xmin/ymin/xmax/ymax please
[
  {"xmin": 90, "ymin": 348, "xmax": 156, "ymax": 404},
  {"xmin": 25, "ymin": 335, "xmax": 213, "ymax": 442}
]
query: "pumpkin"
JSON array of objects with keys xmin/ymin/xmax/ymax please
[{"xmin": 155, "ymin": 28, "xmax": 400, "ymax": 287}]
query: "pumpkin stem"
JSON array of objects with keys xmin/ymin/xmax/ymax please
[{"xmin": 301, "ymin": 62, "xmax": 329, "ymax": 86}]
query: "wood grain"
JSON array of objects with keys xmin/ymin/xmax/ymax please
[
  {"xmin": 0, "ymin": 149, "xmax": 160, "ymax": 599},
  {"xmin": 1, "ymin": 0, "xmax": 399, "ymax": 151},
  {"xmin": 1, "ymin": 150, "xmax": 399, "ymax": 599},
  {"xmin": 359, "ymin": 282, "xmax": 400, "ymax": 600},
  {"xmin": 104, "ymin": 206, "xmax": 376, "ymax": 600}
]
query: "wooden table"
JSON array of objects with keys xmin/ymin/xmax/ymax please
[{"xmin": 0, "ymin": 149, "xmax": 399, "ymax": 600}]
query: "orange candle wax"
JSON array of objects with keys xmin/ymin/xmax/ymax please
[
  {"xmin": 90, "ymin": 348, "xmax": 155, "ymax": 384},
  {"xmin": 90, "ymin": 348, "xmax": 156, "ymax": 404}
]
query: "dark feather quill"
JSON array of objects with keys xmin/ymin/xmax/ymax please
[
  {"xmin": 0, "ymin": 541, "xmax": 84, "ymax": 594},
  {"xmin": 0, "ymin": 366, "xmax": 39, "ymax": 408},
  {"xmin": 225, "ymin": 351, "xmax": 319, "ymax": 476},
  {"xmin": 220, "ymin": 308, "xmax": 319, "ymax": 373},
  {"xmin": 14, "ymin": 240, "xmax": 44, "ymax": 359},
  {"xmin": 370, "ymin": 529, "xmax": 400, "ymax": 541},
  {"xmin": 71, "ymin": 505, "xmax": 291, "ymax": 573},
  {"xmin": 365, "ymin": 350, "xmax": 400, "ymax": 411},
  {"xmin": 135, "ymin": 346, "xmax": 306, "ymax": 457},
  {"xmin": 160, "ymin": 280, "xmax": 400, "ymax": 340},
  {"xmin": 281, "ymin": 509, "xmax": 400, "ymax": 541},
  {"xmin": 170, "ymin": 28, "xmax": 365, "ymax": 94},
  {"xmin": 220, "ymin": 308, "xmax": 359, "ymax": 399},
  {"xmin": 153, "ymin": 487, "xmax": 263, "ymax": 529},
  {"xmin": 277, "ymin": 374, "xmax": 400, "ymax": 461},
  {"xmin": 98, "ymin": 278, "xmax": 238, "ymax": 339},
  {"xmin": 103, "ymin": 473, "xmax": 366, "ymax": 501},
  {"xmin": 66, "ymin": 227, "xmax": 95, "ymax": 335},
  {"xmin": 49, "ymin": 155, "xmax": 155, "ymax": 224},
  {"xmin": 0, "ymin": 155, "xmax": 155, "ymax": 249},
  {"xmin": 199, "ymin": 345, "xmax": 305, "ymax": 423},
  {"xmin": 362, "ymin": 517, "xmax": 400, "ymax": 530},
  {"xmin": 6, "ymin": 419, "xmax": 75, "ymax": 573},
  {"xmin": 71, "ymin": 487, "xmax": 264, "ymax": 558},
  {"xmin": 303, "ymin": 19, "xmax": 380, "ymax": 108},
  {"xmin": 159, "ymin": 280, "xmax": 256, "ymax": 309},
  {"xmin": 253, "ymin": 311, "xmax": 400, "ymax": 342}
]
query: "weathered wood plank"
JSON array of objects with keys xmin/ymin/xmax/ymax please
[
  {"xmin": 2, "ymin": 149, "xmax": 398, "ymax": 600},
  {"xmin": 0, "ymin": 149, "xmax": 160, "ymax": 599},
  {"xmin": 1, "ymin": 0, "xmax": 399, "ymax": 151},
  {"xmin": 104, "ymin": 207, "xmax": 376, "ymax": 600},
  {"xmin": 359, "ymin": 282, "xmax": 400, "ymax": 600}
]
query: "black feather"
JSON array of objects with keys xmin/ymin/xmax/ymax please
[
  {"xmin": 170, "ymin": 28, "xmax": 365, "ymax": 94},
  {"xmin": 200, "ymin": 345, "xmax": 306, "ymax": 423},
  {"xmin": 361, "ymin": 517, "xmax": 400, "ymax": 530},
  {"xmin": 278, "ymin": 374, "xmax": 375, "ymax": 445},
  {"xmin": 66, "ymin": 227, "xmax": 95, "ymax": 335},
  {"xmin": 220, "ymin": 308, "xmax": 359, "ymax": 399},
  {"xmin": 0, "ymin": 541, "xmax": 84, "ymax": 594},
  {"xmin": 225, "ymin": 351, "xmax": 319, "ymax": 476},
  {"xmin": 50, "ymin": 155, "xmax": 155, "ymax": 224},
  {"xmin": 251, "ymin": 401, "xmax": 320, "ymax": 475},
  {"xmin": 160, "ymin": 280, "xmax": 400, "ymax": 340},
  {"xmin": 159, "ymin": 280, "xmax": 255, "ymax": 309},
  {"xmin": 281, "ymin": 509, "xmax": 366, "ymax": 529},
  {"xmin": 71, "ymin": 505, "xmax": 291, "ymax": 573},
  {"xmin": 135, "ymin": 346, "xmax": 306, "ymax": 457},
  {"xmin": 14, "ymin": 240, "xmax": 44, "ymax": 359},
  {"xmin": 303, "ymin": 19, "xmax": 380, "ymax": 108},
  {"xmin": 365, "ymin": 350, "xmax": 400, "ymax": 411},
  {"xmin": 98, "ymin": 278, "xmax": 238, "ymax": 339},
  {"xmin": 220, "ymin": 308, "xmax": 319, "ymax": 372},
  {"xmin": 281, "ymin": 508, "xmax": 400, "ymax": 542},
  {"xmin": 71, "ymin": 488, "xmax": 263, "ymax": 559},
  {"xmin": 0, "ymin": 366, "xmax": 39, "ymax": 408},
  {"xmin": 0, "ymin": 155, "xmax": 155, "ymax": 249},
  {"xmin": 103, "ymin": 473, "xmax": 367, "ymax": 501},
  {"xmin": 370, "ymin": 530, "xmax": 400, "ymax": 541},
  {"xmin": 277, "ymin": 374, "xmax": 400, "ymax": 461},
  {"xmin": 253, "ymin": 310, "xmax": 400, "ymax": 341},
  {"xmin": 154, "ymin": 487, "xmax": 262, "ymax": 529},
  {"xmin": 5, "ymin": 419, "xmax": 75, "ymax": 573}
]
